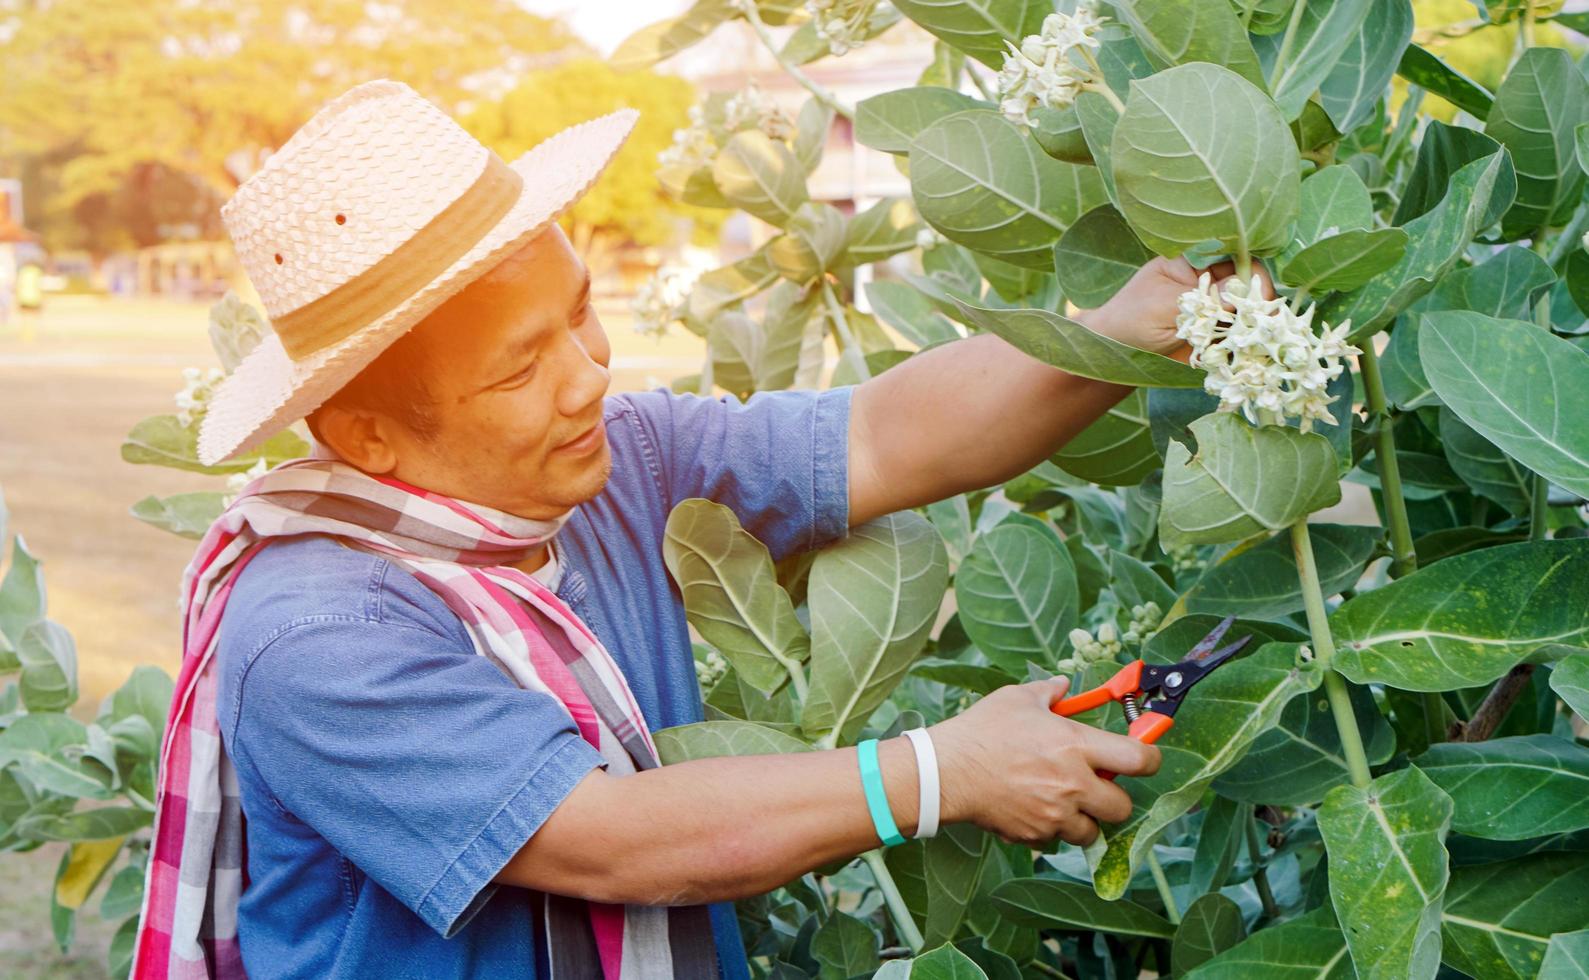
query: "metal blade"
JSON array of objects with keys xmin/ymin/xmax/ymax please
[
  {"xmin": 1183, "ymin": 614, "xmax": 1237, "ymax": 665},
  {"xmin": 1190, "ymin": 635, "xmax": 1253, "ymax": 672}
]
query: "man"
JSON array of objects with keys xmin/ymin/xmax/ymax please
[{"xmin": 134, "ymin": 80, "xmax": 1231, "ymax": 979}]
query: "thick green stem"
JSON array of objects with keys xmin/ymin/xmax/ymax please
[
  {"xmin": 1267, "ymin": 0, "xmax": 1310, "ymax": 91},
  {"xmin": 861, "ymin": 848, "xmax": 925, "ymax": 954},
  {"xmin": 1547, "ymin": 207, "xmax": 1589, "ymax": 267},
  {"xmin": 1243, "ymin": 813, "xmax": 1280, "ymax": 919},
  {"xmin": 1357, "ymin": 342, "xmax": 1418, "ymax": 578},
  {"xmin": 1291, "ymin": 521, "xmax": 1375, "ymax": 789},
  {"xmin": 740, "ymin": 0, "xmax": 856, "ymax": 120},
  {"xmin": 1147, "ymin": 851, "xmax": 1181, "ymax": 924}
]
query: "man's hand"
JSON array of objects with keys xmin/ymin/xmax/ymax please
[
  {"xmin": 1076, "ymin": 256, "xmax": 1274, "ymax": 359},
  {"xmin": 928, "ymin": 676, "xmax": 1160, "ymax": 847}
]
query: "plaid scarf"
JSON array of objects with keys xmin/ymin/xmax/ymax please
[{"xmin": 131, "ymin": 458, "xmax": 718, "ymax": 979}]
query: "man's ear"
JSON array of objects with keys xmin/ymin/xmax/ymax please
[{"xmin": 312, "ymin": 402, "xmax": 400, "ymax": 475}]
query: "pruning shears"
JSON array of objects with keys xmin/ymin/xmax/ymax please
[{"xmin": 1049, "ymin": 615, "xmax": 1252, "ymax": 779}]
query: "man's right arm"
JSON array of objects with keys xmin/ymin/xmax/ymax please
[{"xmin": 495, "ymin": 675, "xmax": 1159, "ymax": 906}]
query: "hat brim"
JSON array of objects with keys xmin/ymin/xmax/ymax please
[{"xmin": 197, "ymin": 108, "xmax": 639, "ymax": 467}]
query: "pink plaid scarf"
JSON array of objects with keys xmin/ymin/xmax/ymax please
[{"xmin": 131, "ymin": 458, "xmax": 717, "ymax": 978}]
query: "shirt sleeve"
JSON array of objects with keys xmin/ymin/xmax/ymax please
[
  {"xmin": 624, "ymin": 385, "xmax": 853, "ymax": 562},
  {"xmin": 228, "ymin": 610, "xmax": 609, "ymax": 939}
]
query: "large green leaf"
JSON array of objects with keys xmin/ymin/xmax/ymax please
[
  {"xmin": 910, "ymin": 110, "xmax": 1107, "ymax": 269},
  {"xmin": 844, "ymin": 197, "xmax": 921, "ymax": 265},
  {"xmin": 1252, "ymin": 0, "xmax": 1373, "ymax": 121},
  {"xmin": 1420, "ymin": 311, "xmax": 1589, "ymax": 500},
  {"xmin": 0, "ymin": 534, "xmax": 45, "ymax": 648},
  {"xmin": 1333, "ymin": 539, "xmax": 1589, "ymax": 691},
  {"xmin": 1214, "ymin": 674, "xmax": 1394, "ymax": 806},
  {"xmin": 663, "ymin": 499, "xmax": 809, "ymax": 696},
  {"xmin": 1551, "ymin": 655, "xmax": 1589, "ymax": 719},
  {"xmin": 1440, "ymin": 852, "xmax": 1589, "ymax": 980},
  {"xmin": 990, "ymin": 878, "xmax": 1174, "ymax": 938},
  {"xmin": 18, "ymin": 620, "xmax": 76, "ymax": 712},
  {"xmin": 1051, "ymin": 389, "xmax": 1160, "ymax": 487},
  {"xmin": 609, "ymin": 0, "xmax": 736, "ymax": 72},
  {"xmin": 1322, "ymin": 149, "xmax": 1515, "ymax": 339},
  {"xmin": 1318, "ymin": 765, "xmax": 1452, "ymax": 980},
  {"xmin": 1542, "ymin": 930, "xmax": 1589, "ymax": 978},
  {"xmin": 653, "ymin": 720, "xmax": 811, "ymax": 764},
  {"xmin": 908, "ymin": 658, "xmax": 1013, "ymax": 696},
  {"xmin": 1279, "ymin": 229, "xmax": 1409, "ymax": 294},
  {"xmin": 1052, "ymin": 205, "xmax": 1155, "ymax": 310},
  {"xmin": 712, "ymin": 130, "xmax": 808, "ymax": 227},
  {"xmin": 952, "ymin": 524, "xmax": 1076, "ymax": 675},
  {"xmin": 1483, "ymin": 47, "xmax": 1589, "ymax": 240},
  {"xmin": 1438, "ymin": 408, "xmax": 1533, "ymax": 517},
  {"xmin": 129, "ymin": 492, "xmax": 225, "ymax": 541},
  {"xmin": 1184, "ymin": 523, "xmax": 1377, "ymax": 620},
  {"xmin": 768, "ymin": 202, "xmax": 846, "ymax": 284},
  {"xmin": 1420, "ymin": 243, "xmax": 1556, "ymax": 320},
  {"xmin": 1392, "ymin": 122, "xmax": 1510, "ymax": 228},
  {"xmin": 685, "ymin": 248, "xmax": 778, "ymax": 328},
  {"xmin": 855, "ymin": 87, "xmax": 989, "ymax": 154},
  {"xmin": 0, "ymin": 714, "xmax": 112, "ymax": 801},
  {"xmin": 1110, "ymin": 0, "xmax": 1266, "ymax": 88},
  {"xmin": 102, "ymin": 664, "xmax": 172, "ymax": 742},
  {"xmin": 866, "ymin": 280, "xmax": 960, "ymax": 349},
  {"xmin": 121, "ymin": 416, "xmax": 307, "ymax": 475},
  {"xmin": 1396, "ymin": 44, "xmax": 1495, "ymax": 121},
  {"xmin": 1187, "ymin": 795, "xmax": 1244, "ymax": 897},
  {"xmin": 810, "ymin": 911, "xmax": 880, "ymax": 978},
  {"xmin": 1416, "ymin": 735, "xmax": 1589, "ymax": 841},
  {"xmin": 1186, "ymin": 906, "xmax": 1353, "ymax": 978},
  {"xmin": 1293, "ymin": 166, "xmax": 1374, "ymax": 253},
  {"xmin": 1172, "ymin": 893, "xmax": 1247, "ymax": 976},
  {"xmin": 951, "ymin": 301, "xmax": 1203, "ymax": 388},
  {"xmin": 802, "ymin": 512, "xmax": 948, "ymax": 746},
  {"xmin": 1112, "ymin": 63, "xmax": 1300, "ymax": 259},
  {"xmin": 1160, "ymin": 414, "xmax": 1342, "ymax": 549},
  {"xmin": 1318, "ymin": 0, "xmax": 1415, "ymax": 133},
  {"xmin": 1088, "ymin": 642, "xmax": 1323, "ymax": 899},
  {"xmin": 15, "ymin": 806, "xmax": 152, "ymax": 842},
  {"xmin": 909, "ymin": 943, "xmax": 992, "ymax": 978},
  {"xmin": 885, "ymin": 825, "xmax": 992, "ymax": 947},
  {"xmin": 889, "ymin": 0, "xmax": 1049, "ymax": 69},
  {"xmin": 1074, "ymin": 91, "xmax": 1122, "ymax": 209}
]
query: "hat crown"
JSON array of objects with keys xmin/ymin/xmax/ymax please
[{"xmin": 221, "ymin": 80, "xmax": 492, "ymax": 320}]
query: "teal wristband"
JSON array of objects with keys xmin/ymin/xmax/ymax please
[{"xmin": 857, "ymin": 738, "xmax": 906, "ymax": 847}]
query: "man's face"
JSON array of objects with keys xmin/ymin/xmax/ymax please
[{"xmin": 378, "ymin": 225, "xmax": 614, "ymax": 520}]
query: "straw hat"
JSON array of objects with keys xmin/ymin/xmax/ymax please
[{"xmin": 196, "ymin": 79, "xmax": 638, "ymax": 466}]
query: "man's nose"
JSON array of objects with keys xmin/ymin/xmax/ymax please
[{"xmin": 558, "ymin": 320, "xmax": 611, "ymax": 418}]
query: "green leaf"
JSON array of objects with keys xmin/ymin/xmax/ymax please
[
  {"xmin": 1185, "ymin": 906, "xmax": 1353, "ymax": 978},
  {"xmin": 1160, "ymin": 414, "xmax": 1342, "ymax": 549},
  {"xmin": 885, "ymin": 825, "xmax": 992, "ymax": 947},
  {"xmin": 1107, "ymin": 549, "xmax": 1176, "ymax": 614},
  {"xmin": 1112, "ymin": 63, "xmax": 1300, "ymax": 259},
  {"xmin": 1392, "ymin": 122, "xmax": 1510, "ymax": 228},
  {"xmin": 105, "ymin": 664, "xmax": 173, "ymax": 741},
  {"xmin": 1396, "ymin": 44, "xmax": 1495, "ymax": 121},
  {"xmin": 810, "ymin": 911, "xmax": 880, "ymax": 979},
  {"xmin": 1421, "ymin": 311, "xmax": 1589, "ymax": 500},
  {"xmin": 108, "ymin": 916, "xmax": 137, "ymax": 980},
  {"xmin": 1172, "ymin": 893, "xmax": 1247, "ymax": 976},
  {"xmin": 910, "ymin": 110, "xmax": 1107, "ymax": 269},
  {"xmin": 908, "ymin": 658, "xmax": 1013, "ymax": 695},
  {"xmin": 1438, "ymin": 408, "xmax": 1533, "ymax": 517},
  {"xmin": 989, "ymin": 878, "xmax": 1174, "ymax": 938},
  {"xmin": 609, "ymin": 0, "xmax": 735, "ymax": 71},
  {"xmin": 1280, "ymin": 229, "xmax": 1409, "ymax": 294},
  {"xmin": 1088, "ymin": 642, "xmax": 1323, "ymax": 899},
  {"xmin": 768, "ymin": 202, "xmax": 846, "ymax": 284},
  {"xmin": 0, "ymin": 714, "xmax": 113, "ymax": 800},
  {"xmin": 1230, "ymin": 0, "xmax": 1297, "ymax": 34},
  {"xmin": 99, "ymin": 866, "xmax": 144, "ymax": 921},
  {"xmin": 0, "ymin": 533, "xmax": 45, "ymax": 647},
  {"xmin": 1188, "ymin": 795, "xmax": 1244, "ymax": 896},
  {"xmin": 1416, "ymin": 734, "xmax": 1589, "ymax": 841},
  {"xmin": 1419, "ymin": 243, "xmax": 1557, "ymax": 319},
  {"xmin": 1318, "ymin": 0, "xmax": 1415, "ymax": 134},
  {"xmin": 951, "ymin": 301, "xmax": 1203, "ymax": 388},
  {"xmin": 802, "ymin": 513, "xmax": 949, "ymax": 745},
  {"xmin": 18, "ymin": 619, "xmax": 76, "ymax": 712},
  {"xmin": 1252, "ymin": 0, "xmax": 1373, "ymax": 121},
  {"xmin": 1322, "ymin": 150, "xmax": 1514, "ymax": 339},
  {"xmin": 1111, "ymin": 0, "xmax": 1266, "ymax": 88},
  {"xmin": 653, "ymin": 720, "xmax": 810, "ymax": 764},
  {"xmin": 1215, "ymin": 670, "xmax": 1392, "ymax": 806},
  {"xmin": 1550, "ymin": 655, "xmax": 1589, "ymax": 719},
  {"xmin": 687, "ymin": 251, "xmax": 779, "ymax": 330},
  {"xmin": 866, "ymin": 280, "xmax": 960, "ymax": 349},
  {"xmin": 953, "ymin": 524, "xmax": 1076, "ymax": 675},
  {"xmin": 1542, "ymin": 930, "xmax": 1589, "ymax": 979},
  {"xmin": 1440, "ymin": 852, "xmax": 1589, "ymax": 980},
  {"xmin": 909, "ymin": 942, "xmax": 992, "ymax": 978},
  {"xmin": 17, "ymin": 805, "xmax": 152, "ymax": 842},
  {"xmin": 971, "ymin": 252, "xmax": 1057, "ymax": 305},
  {"xmin": 1290, "ymin": 166, "xmax": 1375, "ymax": 260},
  {"xmin": 1334, "ymin": 539, "xmax": 1589, "ymax": 691},
  {"xmin": 844, "ymin": 197, "xmax": 921, "ymax": 265},
  {"xmin": 1052, "ymin": 205, "xmax": 1155, "ymax": 309},
  {"xmin": 1031, "ymin": 104, "xmax": 1091, "ymax": 165},
  {"xmin": 712, "ymin": 130, "xmax": 808, "ymax": 227},
  {"xmin": 1184, "ymin": 523, "xmax": 1376, "ymax": 621},
  {"xmin": 1051, "ymin": 389, "xmax": 1160, "ymax": 487},
  {"xmin": 121, "ymin": 415, "xmax": 307, "ymax": 474},
  {"xmin": 1073, "ymin": 91, "xmax": 1122, "ymax": 209},
  {"xmin": 130, "ymin": 492, "xmax": 225, "ymax": 540},
  {"xmin": 662, "ymin": 499, "xmax": 810, "ymax": 696},
  {"xmin": 1483, "ymin": 47, "xmax": 1589, "ymax": 240},
  {"xmin": 1319, "ymin": 765, "xmax": 1452, "ymax": 980},
  {"xmin": 855, "ymin": 87, "xmax": 989, "ymax": 154},
  {"xmin": 889, "ymin": 0, "xmax": 1049, "ymax": 69}
]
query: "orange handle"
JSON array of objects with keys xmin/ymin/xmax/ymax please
[
  {"xmin": 1096, "ymin": 711, "xmax": 1175, "ymax": 781},
  {"xmin": 1051, "ymin": 661, "xmax": 1144, "ymax": 717}
]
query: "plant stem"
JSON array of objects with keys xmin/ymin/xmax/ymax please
[
  {"xmin": 821, "ymin": 279, "xmax": 871, "ymax": 381},
  {"xmin": 1357, "ymin": 342, "xmax": 1418, "ymax": 579},
  {"xmin": 861, "ymin": 848, "xmax": 925, "ymax": 954},
  {"xmin": 1291, "ymin": 521, "xmax": 1375, "ymax": 789},
  {"xmin": 699, "ymin": 343, "xmax": 715, "ymax": 396},
  {"xmin": 1147, "ymin": 850, "xmax": 1181, "ymax": 924},
  {"xmin": 1458, "ymin": 663, "xmax": 1536, "ymax": 742},
  {"xmin": 1547, "ymin": 207, "xmax": 1589, "ymax": 267},
  {"xmin": 739, "ymin": 0, "xmax": 856, "ymax": 120},
  {"xmin": 1235, "ymin": 249, "xmax": 1252, "ymax": 281},
  {"xmin": 1243, "ymin": 813, "xmax": 1280, "ymax": 919},
  {"xmin": 1030, "ymin": 961, "xmax": 1073, "ymax": 980},
  {"xmin": 964, "ymin": 60, "xmax": 996, "ymax": 101},
  {"xmin": 1268, "ymin": 0, "xmax": 1310, "ymax": 92},
  {"xmin": 1081, "ymin": 81, "xmax": 1125, "ymax": 114}
]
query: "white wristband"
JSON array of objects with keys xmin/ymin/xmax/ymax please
[{"xmin": 901, "ymin": 727, "xmax": 940, "ymax": 839}]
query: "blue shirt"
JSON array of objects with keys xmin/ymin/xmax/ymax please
[{"xmin": 214, "ymin": 386, "xmax": 853, "ymax": 979}]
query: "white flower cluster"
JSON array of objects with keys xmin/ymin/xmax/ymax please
[
  {"xmin": 806, "ymin": 0, "xmax": 883, "ymax": 57},
  {"xmin": 174, "ymin": 366, "xmax": 226, "ymax": 428},
  {"xmin": 630, "ymin": 264, "xmax": 701, "ymax": 339},
  {"xmin": 1058, "ymin": 622, "xmax": 1121, "ymax": 673},
  {"xmin": 695, "ymin": 648, "xmax": 729, "ymax": 688},
  {"xmin": 222, "ymin": 458, "xmax": 270, "ymax": 507},
  {"xmin": 997, "ymin": 4, "xmax": 1106, "ymax": 127},
  {"xmin": 1176, "ymin": 273, "xmax": 1361, "ymax": 433},
  {"xmin": 658, "ymin": 84, "xmax": 794, "ymax": 174},
  {"xmin": 914, "ymin": 225, "xmax": 947, "ymax": 251},
  {"xmin": 1121, "ymin": 601, "xmax": 1163, "ymax": 645},
  {"xmin": 1166, "ymin": 542, "xmax": 1204, "ymax": 575},
  {"xmin": 657, "ymin": 105, "xmax": 718, "ymax": 173}
]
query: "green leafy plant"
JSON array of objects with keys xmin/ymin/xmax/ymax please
[{"xmin": 614, "ymin": 0, "xmax": 1589, "ymax": 976}]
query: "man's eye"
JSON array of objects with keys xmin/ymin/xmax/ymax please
[{"xmin": 500, "ymin": 363, "xmax": 537, "ymax": 388}]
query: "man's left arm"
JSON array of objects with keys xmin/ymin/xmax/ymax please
[{"xmin": 847, "ymin": 256, "xmax": 1227, "ymax": 527}]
